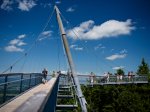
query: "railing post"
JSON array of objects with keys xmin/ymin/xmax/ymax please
[
  {"xmin": 40, "ymin": 73, "xmax": 42, "ymax": 83},
  {"xmin": 3, "ymin": 75, "xmax": 8, "ymax": 103},
  {"xmin": 35, "ymin": 74, "xmax": 37, "ymax": 85},
  {"xmin": 28, "ymin": 74, "xmax": 31, "ymax": 89},
  {"xmin": 20, "ymin": 74, "xmax": 23, "ymax": 93}
]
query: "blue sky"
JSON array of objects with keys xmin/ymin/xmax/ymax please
[{"xmin": 0, "ymin": 0, "xmax": 150, "ymax": 75}]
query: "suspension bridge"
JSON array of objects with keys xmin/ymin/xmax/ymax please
[{"xmin": 0, "ymin": 5, "xmax": 148, "ymax": 112}]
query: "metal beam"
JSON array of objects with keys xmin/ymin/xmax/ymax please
[{"xmin": 54, "ymin": 5, "xmax": 87, "ymax": 112}]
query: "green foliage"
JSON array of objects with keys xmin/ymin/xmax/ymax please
[
  {"xmin": 148, "ymin": 73, "xmax": 150, "ymax": 82},
  {"xmin": 137, "ymin": 58, "xmax": 150, "ymax": 75},
  {"xmin": 82, "ymin": 84, "xmax": 150, "ymax": 112},
  {"xmin": 116, "ymin": 68, "xmax": 125, "ymax": 75}
]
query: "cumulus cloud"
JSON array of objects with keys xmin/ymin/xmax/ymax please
[
  {"xmin": 0, "ymin": 0, "xmax": 13, "ymax": 11},
  {"xmin": 9, "ymin": 39, "xmax": 20, "ymax": 45},
  {"xmin": 112, "ymin": 66, "xmax": 124, "ymax": 70},
  {"xmin": 5, "ymin": 34, "xmax": 27, "ymax": 52},
  {"xmin": 67, "ymin": 19, "xmax": 135, "ymax": 40},
  {"xmin": 9, "ymin": 34, "xmax": 27, "ymax": 46},
  {"xmin": 106, "ymin": 54, "xmax": 127, "ymax": 61},
  {"xmin": 5, "ymin": 45, "xmax": 24, "ymax": 52},
  {"xmin": 18, "ymin": 0, "xmax": 36, "ymax": 11},
  {"xmin": 38, "ymin": 31, "xmax": 52, "ymax": 41},
  {"xmin": 66, "ymin": 7, "xmax": 75, "ymax": 12}
]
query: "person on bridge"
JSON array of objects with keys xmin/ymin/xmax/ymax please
[
  {"xmin": 42, "ymin": 68, "xmax": 48, "ymax": 84},
  {"xmin": 52, "ymin": 71, "xmax": 56, "ymax": 77},
  {"xmin": 107, "ymin": 72, "xmax": 110, "ymax": 82},
  {"xmin": 128, "ymin": 72, "xmax": 131, "ymax": 81},
  {"xmin": 90, "ymin": 72, "xmax": 95, "ymax": 86}
]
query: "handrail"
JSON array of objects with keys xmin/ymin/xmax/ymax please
[
  {"xmin": 78, "ymin": 75, "xmax": 148, "ymax": 85},
  {"xmin": 0, "ymin": 73, "xmax": 44, "ymax": 105},
  {"xmin": 0, "ymin": 73, "xmax": 42, "ymax": 77},
  {"xmin": 0, "ymin": 76, "xmax": 42, "ymax": 86},
  {"xmin": 0, "ymin": 74, "xmax": 60, "ymax": 112}
]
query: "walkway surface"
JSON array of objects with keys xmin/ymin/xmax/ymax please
[{"xmin": 0, "ymin": 78, "xmax": 57, "ymax": 112}]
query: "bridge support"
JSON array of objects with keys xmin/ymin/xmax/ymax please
[{"xmin": 55, "ymin": 6, "xmax": 87, "ymax": 112}]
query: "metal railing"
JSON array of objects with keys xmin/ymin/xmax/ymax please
[
  {"xmin": 0, "ymin": 73, "xmax": 43, "ymax": 105},
  {"xmin": 78, "ymin": 75, "xmax": 148, "ymax": 85}
]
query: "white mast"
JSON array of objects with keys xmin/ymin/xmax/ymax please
[{"xmin": 54, "ymin": 6, "xmax": 87, "ymax": 112}]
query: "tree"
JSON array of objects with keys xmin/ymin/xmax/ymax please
[
  {"xmin": 116, "ymin": 69, "xmax": 125, "ymax": 75},
  {"xmin": 137, "ymin": 58, "xmax": 150, "ymax": 75}
]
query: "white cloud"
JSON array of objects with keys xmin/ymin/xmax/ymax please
[
  {"xmin": 55, "ymin": 1, "xmax": 61, "ymax": 4},
  {"xmin": 17, "ymin": 41, "xmax": 26, "ymax": 46},
  {"xmin": 70, "ymin": 44, "xmax": 77, "ymax": 49},
  {"xmin": 5, "ymin": 34, "xmax": 27, "ymax": 52},
  {"xmin": 120, "ymin": 49, "xmax": 127, "ymax": 54},
  {"xmin": 41, "ymin": 31, "xmax": 52, "ymax": 36},
  {"xmin": 1, "ymin": 0, "xmax": 13, "ymax": 11},
  {"xmin": 18, "ymin": 0, "xmax": 36, "ymax": 11},
  {"xmin": 66, "ymin": 7, "xmax": 75, "ymax": 12},
  {"xmin": 9, "ymin": 34, "xmax": 26, "ymax": 46},
  {"xmin": 38, "ymin": 31, "xmax": 52, "ymax": 41},
  {"xmin": 112, "ymin": 66, "xmax": 124, "ymax": 70},
  {"xmin": 9, "ymin": 39, "xmax": 20, "ymax": 45},
  {"xmin": 5, "ymin": 45, "xmax": 24, "ymax": 52},
  {"xmin": 94, "ymin": 44, "xmax": 105, "ymax": 50},
  {"xmin": 70, "ymin": 44, "xmax": 83, "ymax": 51},
  {"xmin": 67, "ymin": 19, "xmax": 135, "ymax": 40},
  {"xmin": 74, "ymin": 47, "xmax": 83, "ymax": 51},
  {"xmin": 18, "ymin": 34, "xmax": 26, "ymax": 39},
  {"xmin": 106, "ymin": 54, "xmax": 127, "ymax": 61}
]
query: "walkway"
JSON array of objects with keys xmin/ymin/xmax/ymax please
[{"xmin": 0, "ymin": 76, "xmax": 58, "ymax": 112}]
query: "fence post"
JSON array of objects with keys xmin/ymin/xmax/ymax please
[
  {"xmin": 35, "ymin": 74, "xmax": 37, "ymax": 85},
  {"xmin": 3, "ymin": 75, "xmax": 8, "ymax": 103},
  {"xmin": 20, "ymin": 74, "xmax": 23, "ymax": 93},
  {"xmin": 29, "ymin": 74, "xmax": 31, "ymax": 89}
]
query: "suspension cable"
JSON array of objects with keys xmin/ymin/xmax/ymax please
[
  {"xmin": 60, "ymin": 13, "xmax": 128, "ymax": 74},
  {"xmin": 60, "ymin": 13, "xmax": 106, "ymax": 74},
  {"xmin": 1, "ymin": 8, "xmax": 55, "ymax": 74}
]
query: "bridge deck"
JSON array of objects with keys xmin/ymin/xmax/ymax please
[{"xmin": 0, "ymin": 77, "xmax": 58, "ymax": 112}]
